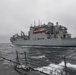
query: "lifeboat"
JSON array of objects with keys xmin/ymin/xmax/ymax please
[{"xmin": 34, "ymin": 29, "xmax": 45, "ymax": 33}]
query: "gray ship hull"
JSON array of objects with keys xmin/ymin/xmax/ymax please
[
  {"xmin": 12, "ymin": 38, "xmax": 76, "ymax": 47},
  {"xmin": 11, "ymin": 22, "xmax": 76, "ymax": 47}
]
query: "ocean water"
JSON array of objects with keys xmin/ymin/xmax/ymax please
[{"xmin": 0, "ymin": 43, "xmax": 76, "ymax": 75}]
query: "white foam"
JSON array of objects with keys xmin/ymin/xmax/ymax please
[
  {"xmin": 36, "ymin": 61, "xmax": 76, "ymax": 74},
  {"xmin": 3, "ymin": 60, "xmax": 10, "ymax": 64},
  {"xmin": 36, "ymin": 63, "xmax": 64, "ymax": 74},
  {"xmin": 59, "ymin": 61, "xmax": 76, "ymax": 69},
  {"xmin": 31, "ymin": 55, "xmax": 45, "ymax": 59}
]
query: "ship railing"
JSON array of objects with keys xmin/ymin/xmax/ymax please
[{"xmin": 0, "ymin": 50, "xmax": 76, "ymax": 75}]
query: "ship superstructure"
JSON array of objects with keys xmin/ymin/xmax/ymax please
[{"xmin": 10, "ymin": 22, "xmax": 76, "ymax": 47}]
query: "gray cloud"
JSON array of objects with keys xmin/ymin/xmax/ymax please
[{"xmin": 0, "ymin": 0, "xmax": 76, "ymax": 42}]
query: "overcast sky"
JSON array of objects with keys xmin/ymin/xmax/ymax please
[{"xmin": 0, "ymin": 0, "xmax": 76, "ymax": 43}]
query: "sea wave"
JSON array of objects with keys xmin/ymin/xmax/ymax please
[
  {"xmin": 59, "ymin": 61, "xmax": 76, "ymax": 69},
  {"xmin": 36, "ymin": 61, "xmax": 76, "ymax": 75},
  {"xmin": 30, "ymin": 55, "xmax": 45, "ymax": 59},
  {"xmin": 36, "ymin": 64, "xmax": 64, "ymax": 74}
]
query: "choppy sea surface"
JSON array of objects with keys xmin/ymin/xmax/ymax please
[{"xmin": 0, "ymin": 43, "xmax": 76, "ymax": 75}]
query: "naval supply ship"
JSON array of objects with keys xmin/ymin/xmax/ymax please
[{"xmin": 10, "ymin": 22, "xmax": 76, "ymax": 47}]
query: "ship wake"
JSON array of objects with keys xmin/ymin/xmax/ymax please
[{"xmin": 36, "ymin": 61, "xmax": 76, "ymax": 75}]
